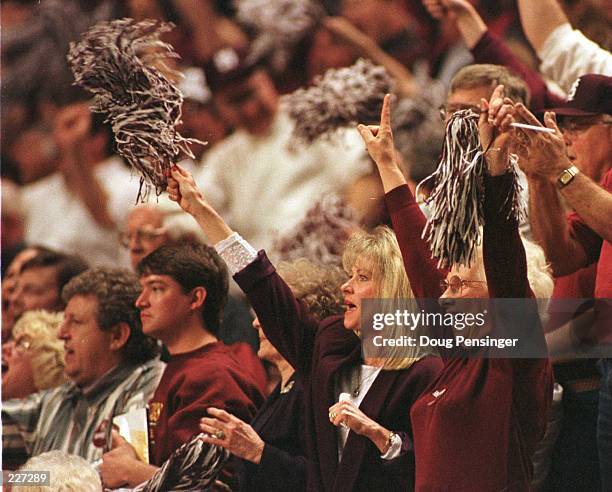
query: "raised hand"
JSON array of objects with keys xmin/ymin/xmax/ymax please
[
  {"xmin": 200, "ymin": 407, "xmax": 265, "ymax": 464},
  {"xmin": 53, "ymin": 102, "xmax": 92, "ymax": 153},
  {"xmin": 167, "ymin": 164, "xmax": 207, "ymax": 216},
  {"xmin": 422, "ymin": 0, "xmax": 474, "ymax": 21},
  {"xmin": 478, "ymin": 84, "xmax": 518, "ymax": 176},
  {"xmin": 358, "ymin": 93, "xmax": 396, "ymax": 168},
  {"xmin": 512, "ymin": 104, "xmax": 571, "ymax": 181}
]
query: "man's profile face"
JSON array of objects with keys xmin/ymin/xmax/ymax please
[
  {"xmin": 8, "ymin": 266, "xmax": 61, "ymax": 323},
  {"xmin": 560, "ymin": 115, "xmax": 612, "ymax": 182},
  {"xmin": 58, "ymin": 294, "xmax": 116, "ymax": 387},
  {"xmin": 136, "ymin": 274, "xmax": 198, "ymax": 343}
]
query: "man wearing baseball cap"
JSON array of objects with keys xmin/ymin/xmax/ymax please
[{"xmin": 515, "ymin": 73, "xmax": 612, "ymax": 489}]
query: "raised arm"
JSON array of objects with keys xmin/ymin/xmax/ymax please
[
  {"xmin": 167, "ymin": 166, "xmax": 319, "ymax": 372},
  {"xmin": 514, "ymin": 105, "xmax": 597, "ymax": 276},
  {"xmin": 516, "ymin": 0, "xmax": 568, "ymax": 53},
  {"xmin": 358, "ymin": 94, "xmax": 446, "ymax": 300}
]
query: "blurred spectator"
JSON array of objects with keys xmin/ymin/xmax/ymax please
[
  {"xmin": 1, "ymin": 179, "xmax": 26, "ymax": 275},
  {"xmin": 2, "ymin": 268, "xmax": 164, "ymax": 464},
  {"xmin": 21, "ymin": 102, "xmax": 140, "ymax": 267},
  {"xmin": 517, "ymin": 0, "xmax": 612, "ymax": 94},
  {"xmin": 1, "ymin": 246, "xmax": 49, "ymax": 341},
  {"xmin": 2, "ymin": 310, "xmax": 67, "ymax": 401},
  {"xmin": 5, "ymin": 249, "xmax": 89, "ymax": 336},
  {"xmin": 198, "ymin": 66, "xmax": 369, "ymax": 251}
]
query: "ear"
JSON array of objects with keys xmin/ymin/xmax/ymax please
[
  {"xmin": 190, "ymin": 287, "xmax": 207, "ymax": 311},
  {"xmin": 108, "ymin": 322, "xmax": 132, "ymax": 352}
]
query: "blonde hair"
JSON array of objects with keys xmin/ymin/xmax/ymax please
[
  {"xmin": 343, "ymin": 227, "xmax": 428, "ymax": 369},
  {"xmin": 277, "ymin": 259, "xmax": 346, "ymax": 321},
  {"xmin": 342, "ymin": 226, "xmax": 413, "ymax": 299},
  {"xmin": 12, "ymin": 310, "xmax": 67, "ymax": 391}
]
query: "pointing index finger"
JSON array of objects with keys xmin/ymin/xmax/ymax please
[{"xmin": 379, "ymin": 94, "xmax": 392, "ymax": 131}]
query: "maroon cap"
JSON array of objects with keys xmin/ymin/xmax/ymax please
[{"xmin": 547, "ymin": 74, "xmax": 612, "ymax": 117}]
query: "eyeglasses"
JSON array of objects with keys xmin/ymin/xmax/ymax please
[
  {"xmin": 13, "ymin": 337, "xmax": 32, "ymax": 354},
  {"xmin": 440, "ymin": 275, "xmax": 487, "ymax": 295},
  {"xmin": 438, "ymin": 104, "xmax": 482, "ymax": 121},
  {"xmin": 118, "ymin": 227, "xmax": 166, "ymax": 248}
]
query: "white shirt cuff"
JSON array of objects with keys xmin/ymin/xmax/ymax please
[
  {"xmin": 380, "ymin": 432, "xmax": 402, "ymax": 460},
  {"xmin": 214, "ymin": 232, "xmax": 258, "ymax": 275}
]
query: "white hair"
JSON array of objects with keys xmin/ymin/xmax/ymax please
[{"xmin": 19, "ymin": 451, "xmax": 102, "ymax": 492}]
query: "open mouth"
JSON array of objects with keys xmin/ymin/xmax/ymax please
[{"xmin": 344, "ymin": 301, "xmax": 357, "ymax": 312}]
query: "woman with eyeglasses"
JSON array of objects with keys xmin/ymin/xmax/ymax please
[{"xmin": 358, "ymin": 92, "xmax": 554, "ymax": 490}]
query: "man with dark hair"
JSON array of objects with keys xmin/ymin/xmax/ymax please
[
  {"xmin": 2, "ymin": 268, "xmax": 164, "ymax": 465},
  {"xmin": 100, "ymin": 244, "xmax": 265, "ymax": 489},
  {"xmin": 5, "ymin": 248, "xmax": 89, "ymax": 334}
]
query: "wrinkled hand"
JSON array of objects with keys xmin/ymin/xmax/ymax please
[
  {"xmin": 167, "ymin": 164, "xmax": 206, "ymax": 216},
  {"xmin": 200, "ymin": 407, "xmax": 265, "ymax": 464},
  {"xmin": 478, "ymin": 84, "xmax": 517, "ymax": 176},
  {"xmin": 53, "ymin": 102, "xmax": 92, "ymax": 153},
  {"xmin": 328, "ymin": 400, "xmax": 380, "ymax": 438},
  {"xmin": 99, "ymin": 429, "xmax": 140, "ymax": 489},
  {"xmin": 357, "ymin": 94, "xmax": 397, "ymax": 168},
  {"xmin": 512, "ymin": 104, "xmax": 572, "ymax": 181},
  {"xmin": 422, "ymin": 0, "xmax": 474, "ymax": 21}
]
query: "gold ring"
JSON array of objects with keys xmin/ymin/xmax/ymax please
[
  {"xmin": 329, "ymin": 412, "xmax": 336, "ymax": 420},
  {"xmin": 212, "ymin": 430, "xmax": 226, "ymax": 440}
]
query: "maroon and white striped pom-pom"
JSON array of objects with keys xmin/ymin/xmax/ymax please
[{"xmin": 68, "ymin": 18, "xmax": 204, "ymax": 201}]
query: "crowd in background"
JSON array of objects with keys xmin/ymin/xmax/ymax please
[{"xmin": 1, "ymin": 0, "xmax": 611, "ymax": 490}]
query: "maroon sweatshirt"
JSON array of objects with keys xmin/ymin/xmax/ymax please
[
  {"xmin": 148, "ymin": 341, "xmax": 265, "ymax": 465},
  {"xmin": 385, "ymin": 176, "xmax": 553, "ymax": 491}
]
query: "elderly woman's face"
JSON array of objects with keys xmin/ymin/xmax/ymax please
[
  {"xmin": 341, "ymin": 258, "xmax": 377, "ymax": 332},
  {"xmin": 2, "ymin": 335, "xmax": 37, "ymax": 399},
  {"xmin": 253, "ymin": 316, "xmax": 281, "ymax": 364},
  {"xmin": 440, "ymin": 263, "xmax": 488, "ymax": 300}
]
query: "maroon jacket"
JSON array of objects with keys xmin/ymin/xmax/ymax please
[
  {"xmin": 148, "ymin": 342, "xmax": 265, "ymax": 465},
  {"xmin": 386, "ymin": 176, "xmax": 553, "ymax": 491},
  {"xmin": 234, "ymin": 255, "xmax": 443, "ymax": 491}
]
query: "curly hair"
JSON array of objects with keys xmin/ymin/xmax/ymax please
[
  {"xmin": 277, "ymin": 259, "xmax": 347, "ymax": 321},
  {"xmin": 62, "ymin": 268, "xmax": 159, "ymax": 364},
  {"xmin": 12, "ymin": 310, "xmax": 67, "ymax": 391},
  {"xmin": 137, "ymin": 244, "xmax": 229, "ymax": 336}
]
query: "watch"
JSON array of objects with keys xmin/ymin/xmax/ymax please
[{"xmin": 557, "ymin": 165, "xmax": 580, "ymax": 188}]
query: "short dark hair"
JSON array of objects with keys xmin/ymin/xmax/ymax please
[
  {"xmin": 137, "ymin": 244, "xmax": 229, "ymax": 336},
  {"xmin": 62, "ymin": 268, "xmax": 159, "ymax": 364},
  {"xmin": 21, "ymin": 250, "xmax": 89, "ymax": 308}
]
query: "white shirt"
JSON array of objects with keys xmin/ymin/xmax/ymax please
[
  {"xmin": 196, "ymin": 111, "xmax": 370, "ymax": 251},
  {"xmin": 22, "ymin": 156, "xmax": 140, "ymax": 267},
  {"xmin": 538, "ymin": 22, "xmax": 612, "ymax": 94}
]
